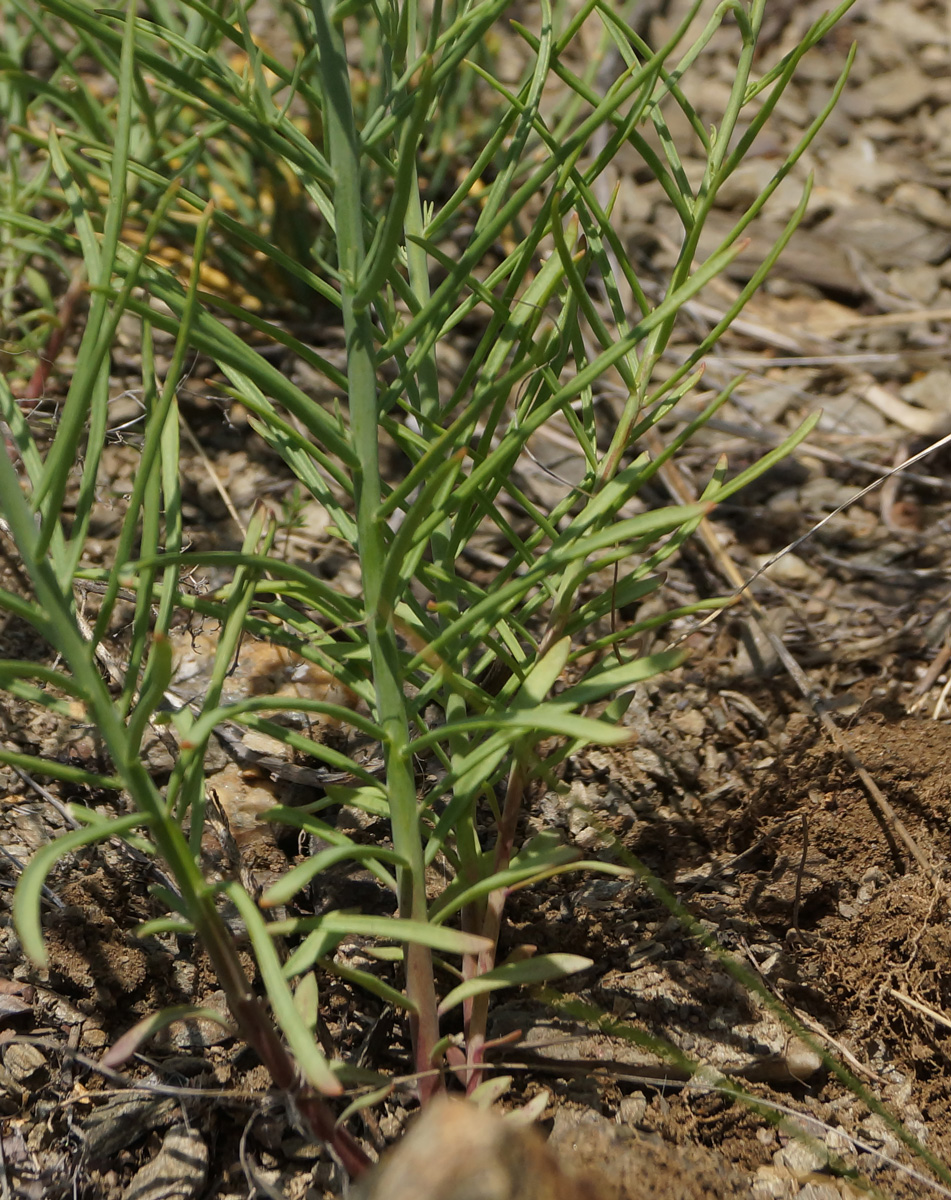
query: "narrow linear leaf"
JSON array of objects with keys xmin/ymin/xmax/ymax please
[
  {"xmin": 322, "ymin": 784, "xmax": 390, "ymax": 817},
  {"xmin": 272, "ymin": 912, "xmax": 493, "ymax": 957},
  {"xmin": 411, "ymin": 703, "xmax": 633, "ymax": 755},
  {"xmin": 260, "ymin": 846, "xmax": 409, "ymax": 908},
  {"xmin": 322, "ymin": 960, "xmax": 419, "ymax": 1013},
  {"xmin": 282, "ymin": 927, "xmax": 346, "ymax": 978},
  {"xmin": 102, "ymin": 1005, "xmax": 234, "ymax": 1068},
  {"xmin": 514, "ymin": 636, "xmax": 571, "ymax": 708},
  {"xmin": 14, "ymin": 814, "xmax": 147, "ymax": 966},
  {"xmin": 135, "ymin": 918, "xmax": 195, "ymax": 937},
  {"xmin": 437, "ymin": 954, "xmax": 594, "ymax": 1016},
  {"xmin": 557, "ymin": 647, "xmax": 688, "ymax": 708},
  {"xmin": 335, "ymin": 1082, "xmax": 396, "ymax": 1128},
  {"xmin": 260, "ymin": 811, "xmax": 397, "ymax": 893},
  {"xmin": 294, "ymin": 971, "xmax": 321, "ymax": 1033},
  {"xmin": 222, "ymin": 883, "xmax": 343, "ymax": 1096},
  {"xmin": 429, "ymin": 846, "xmax": 583, "ymax": 925},
  {"xmin": 0, "ymin": 747, "xmax": 121, "ymax": 790},
  {"xmin": 470, "ymin": 1076, "xmax": 514, "ymax": 1107}
]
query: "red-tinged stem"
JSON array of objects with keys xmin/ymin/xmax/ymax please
[
  {"xmin": 203, "ymin": 928, "xmax": 371, "ymax": 1176},
  {"xmin": 465, "ymin": 759, "xmax": 529, "ymax": 1090},
  {"xmin": 22, "ymin": 268, "xmax": 86, "ymax": 401}
]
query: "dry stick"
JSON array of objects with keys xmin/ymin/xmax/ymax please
[
  {"xmin": 11, "ymin": 765, "xmax": 81, "ymax": 830},
  {"xmin": 880, "ymin": 438, "xmax": 910, "ymax": 531},
  {"xmin": 911, "ymin": 636, "xmax": 951, "ymax": 700},
  {"xmin": 647, "ymin": 429, "xmax": 938, "ymax": 884},
  {"xmin": 932, "ymin": 674, "xmax": 951, "ymax": 722},
  {"xmin": 239, "ymin": 1114, "xmax": 291, "ymax": 1200},
  {"xmin": 599, "ymin": 378, "xmax": 951, "ymax": 491},
  {"xmin": 0, "ymin": 844, "xmax": 64, "ymax": 910},
  {"xmin": 843, "ymin": 306, "xmax": 951, "ymax": 333},
  {"xmin": 41, "ymin": 1028, "xmax": 951, "ymax": 1200},
  {"xmin": 889, "ymin": 988, "xmax": 951, "ymax": 1032},
  {"xmin": 75, "ymin": 604, "xmax": 129, "ymax": 689},
  {"xmin": 690, "ymin": 427, "xmax": 951, "ymax": 642},
  {"xmin": 737, "ymin": 926, "xmax": 886, "ymax": 1083},
  {"xmin": 787, "ymin": 1003, "xmax": 879, "ymax": 1083},
  {"xmin": 858, "ymin": 381, "xmax": 951, "ymax": 437},
  {"xmin": 789, "ymin": 812, "xmax": 808, "ymax": 945},
  {"xmin": 510, "ymin": 1043, "xmax": 951, "ymax": 1197}
]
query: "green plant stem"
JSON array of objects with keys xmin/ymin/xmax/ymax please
[{"xmin": 310, "ymin": 0, "xmax": 441, "ymax": 1100}]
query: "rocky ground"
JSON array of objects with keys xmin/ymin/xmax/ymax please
[{"xmin": 3, "ymin": 0, "xmax": 951, "ymax": 1197}]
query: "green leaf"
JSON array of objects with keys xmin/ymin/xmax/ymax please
[
  {"xmin": 406, "ymin": 504, "xmax": 707, "ymax": 673},
  {"xmin": 127, "ymin": 631, "xmax": 174, "ymax": 756},
  {"xmin": 272, "ymin": 913, "xmax": 492, "ymax": 962},
  {"xmin": 260, "ymin": 846, "xmax": 409, "ymax": 908},
  {"xmin": 293, "ymin": 972, "xmax": 321, "ymax": 1033},
  {"xmin": 429, "ymin": 844, "xmax": 582, "ymax": 925},
  {"xmin": 326, "ymin": 914, "xmax": 493, "ymax": 956},
  {"xmin": 563, "ymin": 574, "xmax": 662, "ymax": 634},
  {"xmin": 260, "ymin": 811, "xmax": 398, "ymax": 893},
  {"xmin": 437, "ymin": 954, "xmax": 593, "ymax": 1016},
  {"xmin": 69, "ymin": 806, "xmax": 155, "ymax": 854},
  {"xmin": 135, "ymin": 918, "xmax": 195, "ymax": 937},
  {"xmin": 14, "ymin": 814, "xmax": 147, "ymax": 966},
  {"xmin": 322, "ymin": 783, "xmax": 390, "ymax": 817},
  {"xmin": 557, "ymin": 647, "xmax": 688, "ymax": 707},
  {"xmin": 282, "ymin": 928, "xmax": 346, "ymax": 978},
  {"xmin": 515, "ymin": 636, "xmax": 571, "ymax": 708},
  {"xmin": 410, "ymin": 703, "xmax": 633, "ymax": 755},
  {"xmin": 335, "ymin": 1082, "xmax": 396, "ymax": 1126},
  {"xmin": 175, "ymin": 694, "xmax": 384, "ymax": 769},
  {"xmin": 0, "ymin": 659, "xmax": 88, "ymax": 700},
  {"xmin": 353, "ymin": 60, "xmax": 435, "ymax": 312},
  {"xmin": 323, "ymin": 958, "xmax": 419, "ymax": 1013},
  {"xmin": 378, "ymin": 449, "xmax": 465, "ymax": 611},
  {"xmin": 222, "ymin": 883, "xmax": 343, "ymax": 1096},
  {"xmin": 0, "ymin": 747, "xmax": 121, "ymax": 791},
  {"xmin": 101, "ymin": 1005, "xmax": 234, "ymax": 1068}
]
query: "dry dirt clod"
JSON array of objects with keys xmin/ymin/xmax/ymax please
[
  {"xmin": 120, "ymin": 1125, "xmax": 208, "ymax": 1200},
  {"xmin": 548, "ymin": 1108, "xmax": 754, "ymax": 1200},
  {"xmin": 0, "ymin": 1041, "xmax": 47, "ymax": 1083},
  {"xmin": 80, "ymin": 1094, "xmax": 178, "ymax": 1161},
  {"xmin": 353, "ymin": 1100, "xmax": 758, "ymax": 1200},
  {"xmin": 351, "ymin": 1098, "xmax": 595, "ymax": 1200}
]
